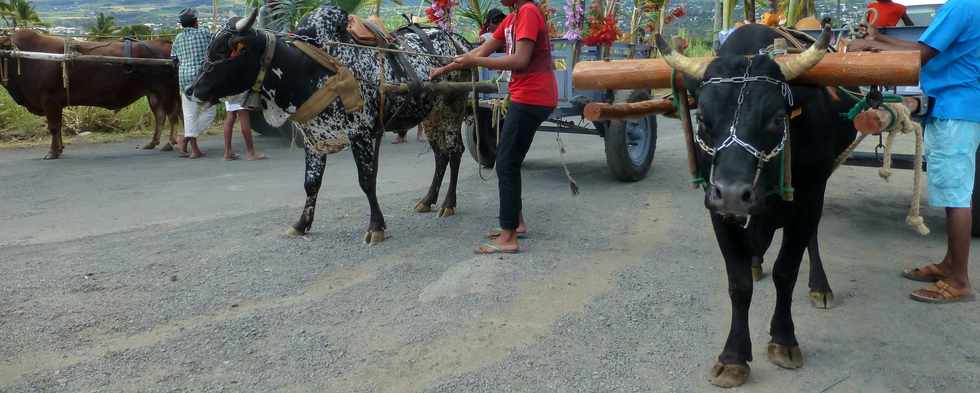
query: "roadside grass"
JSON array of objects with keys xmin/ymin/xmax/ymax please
[{"xmin": 0, "ymin": 90, "xmax": 226, "ymax": 149}]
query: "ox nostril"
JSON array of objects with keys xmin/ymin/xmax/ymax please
[
  {"xmin": 740, "ymin": 189, "xmax": 753, "ymax": 203},
  {"xmin": 712, "ymin": 186, "xmax": 723, "ymax": 201}
]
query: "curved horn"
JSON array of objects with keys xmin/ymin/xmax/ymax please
[
  {"xmin": 654, "ymin": 33, "xmax": 710, "ymax": 80},
  {"xmin": 236, "ymin": 8, "xmax": 259, "ymax": 32},
  {"xmin": 778, "ymin": 26, "xmax": 831, "ymax": 80}
]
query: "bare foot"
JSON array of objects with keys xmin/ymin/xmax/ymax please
[
  {"xmin": 224, "ymin": 153, "xmax": 240, "ymax": 161},
  {"xmin": 189, "ymin": 152, "xmax": 206, "ymax": 159},
  {"xmin": 391, "ymin": 135, "xmax": 406, "ymax": 144},
  {"xmin": 246, "ymin": 152, "xmax": 267, "ymax": 161}
]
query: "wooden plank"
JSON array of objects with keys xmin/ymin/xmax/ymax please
[
  {"xmin": 0, "ymin": 50, "xmax": 174, "ymax": 67},
  {"xmin": 572, "ymin": 51, "xmax": 921, "ymax": 90},
  {"xmin": 582, "ymin": 98, "xmax": 675, "ymax": 121},
  {"xmin": 384, "ymin": 82, "xmax": 498, "ymax": 95}
]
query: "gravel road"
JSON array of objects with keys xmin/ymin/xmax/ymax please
[{"xmin": 1, "ymin": 120, "xmax": 978, "ymax": 392}]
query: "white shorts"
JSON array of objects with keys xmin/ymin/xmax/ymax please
[
  {"xmin": 180, "ymin": 93, "xmax": 217, "ymax": 138},
  {"xmin": 223, "ymin": 92, "xmax": 248, "ymax": 112}
]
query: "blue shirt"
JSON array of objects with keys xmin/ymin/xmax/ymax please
[{"xmin": 918, "ymin": 0, "xmax": 980, "ymax": 123}]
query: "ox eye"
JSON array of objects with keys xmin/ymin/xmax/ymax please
[{"xmin": 769, "ymin": 114, "xmax": 787, "ymax": 133}]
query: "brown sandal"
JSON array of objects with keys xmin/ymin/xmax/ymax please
[
  {"xmin": 910, "ymin": 280, "xmax": 976, "ymax": 304},
  {"xmin": 901, "ymin": 263, "xmax": 947, "ymax": 282}
]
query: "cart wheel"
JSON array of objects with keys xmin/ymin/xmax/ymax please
[
  {"xmin": 463, "ymin": 107, "xmax": 498, "ymax": 168},
  {"xmin": 973, "ymin": 149, "xmax": 980, "ymax": 237},
  {"xmin": 604, "ymin": 90, "xmax": 658, "ymax": 182}
]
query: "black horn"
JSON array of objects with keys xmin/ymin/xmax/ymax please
[{"xmin": 236, "ymin": 8, "xmax": 259, "ymax": 33}]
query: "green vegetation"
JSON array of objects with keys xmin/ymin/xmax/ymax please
[
  {"xmin": 87, "ymin": 12, "xmax": 119, "ymax": 40},
  {"xmin": 1, "ymin": 0, "xmax": 47, "ymax": 27},
  {"xmin": 118, "ymin": 23, "xmax": 153, "ymax": 39}
]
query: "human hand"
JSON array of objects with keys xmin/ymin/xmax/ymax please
[
  {"xmin": 857, "ymin": 21, "xmax": 880, "ymax": 41},
  {"xmin": 429, "ymin": 65, "xmax": 451, "ymax": 79},
  {"xmin": 453, "ymin": 53, "xmax": 477, "ymax": 68}
]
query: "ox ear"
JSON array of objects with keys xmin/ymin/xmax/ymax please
[{"xmin": 236, "ymin": 8, "xmax": 259, "ymax": 33}]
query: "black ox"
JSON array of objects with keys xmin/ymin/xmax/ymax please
[
  {"xmin": 656, "ymin": 25, "xmax": 859, "ymax": 388},
  {"xmin": 189, "ymin": 6, "xmax": 471, "ymax": 244}
]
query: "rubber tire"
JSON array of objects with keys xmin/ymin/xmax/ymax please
[
  {"xmin": 973, "ymin": 148, "xmax": 980, "ymax": 237},
  {"xmin": 463, "ymin": 107, "xmax": 498, "ymax": 168},
  {"xmin": 603, "ymin": 90, "xmax": 658, "ymax": 182}
]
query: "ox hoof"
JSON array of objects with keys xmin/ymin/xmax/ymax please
[
  {"xmin": 364, "ymin": 230, "xmax": 385, "ymax": 245},
  {"xmin": 767, "ymin": 343, "xmax": 804, "ymax": 369},
  {"xmin": 160, "ymin": 143, "xmax": 175, "ymax": 152},
  {"xmin": 708, "ymin": 362, "xmax": 750, "ymax": 388},
  {"xmin": 286, "ymin": 226, "xmax": 305, "ymax": 237},
  {"xmin": 141, "ymin": 142, "xmax": 159, "ymax": 150},
  {"xmin": 43, "ymin": 151, "xmax": 62, "ymax": 160},
  {"xmin": 414, "ymin": 201, "xmax": 433, "ymax": 213},
  {"xmin": 438, "ymin": 207, "xmax": 455, "ymax": 218},
  {"xmin": 751, "ymin": 263, "xmax": 764, "ymax": 282},
  {"xmin": 808, "ymin": 290, "xmax": 835, "ymax": 309}
]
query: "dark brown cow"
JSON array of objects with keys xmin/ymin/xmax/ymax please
[{"xmin": 0, "ymin": 29, "xmax": 181, "ymax": 159}]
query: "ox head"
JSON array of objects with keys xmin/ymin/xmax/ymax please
[
  {"xmin": 189, "ymin": 10, "xmax": 267, "ymax": 104},
  {"xmin": 655, "ymin": 27, "xmax": 831, "ymax": 219}
]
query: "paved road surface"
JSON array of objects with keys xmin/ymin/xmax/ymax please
[{"xmin": 1, "ymin": 121, "xmax": 978, "ymax": 392}]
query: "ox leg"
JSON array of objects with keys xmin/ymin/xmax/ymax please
[
  {"xmin": 768, "ymin": 184, "xmax": 826, "ymax": 370},
  {"xmin": 288, "ymin": 145, "xmax": 326, "ymax": 237},
  {"xmin": 143, "ymin": 94, "xmax": 164, "ymax": 150},
  {"xmin": 438, "ymin": 150, "xmax": 462, "ymax": 218},
  {"xmin": 44, "ymin": 108, "xmax": 64, "ymax": 160},
  {"xmin": 806, "ymin": 231, "xmax": 834, "ymax": 309},
  {"xmin": 415, "ymin": 139, "xmax": 448, "ymax": 214},
  {"xmin": 709, "ymin": 214, "xmax": 754, "ymax": 388},
  {"xmin": 352, "ymin": 135, "xmax": 386, "ymax": 244}
]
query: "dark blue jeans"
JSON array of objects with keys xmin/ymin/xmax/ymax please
[{"xmin": 496, "ymin": 102, "xmax": 553, "ymax": 230}]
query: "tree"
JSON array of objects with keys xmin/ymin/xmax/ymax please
[
  {"xmin": 88, "ymin": 12, "xmax": 119, "ymax": 41},
  {"xmin": 1, "ymin": 0, "xmax": 47, "ymax": 27},
  {"xmin": 458, "ymin": 0, "xmax": 493, "ymax": 30},
  {"xmin": 118, "ymin": 24, "xmax": 153, "ymax": 40}
]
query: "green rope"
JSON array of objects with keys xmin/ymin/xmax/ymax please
[
  {"xmin": 839, "ymin": 87, "xmax": 903, "ymax": 122},
  {"xmin": 779, "ymin": 150, "xmax": 795, "ymax": 200},
  {"xmin": 670, "ymin": 69, "xmax": 680, "ymax": 111}
]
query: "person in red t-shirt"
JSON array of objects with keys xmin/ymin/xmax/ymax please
[
  {"xmin": 867, "ymin": 0, "xmax": 914, "ymax": 28},
  {"xmin": 431, "ymin": 0, "xmax": 557, "ymax": 254}
]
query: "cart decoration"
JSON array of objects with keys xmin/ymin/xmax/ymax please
[
  {"xmin": 582, "ymin": 0, "xmax": 620, "ymax": 46},
  {"xmin": 425, "ymin": 0, "xmax": 458, "ymax": 31},
  {"xmin": 562, "ymin": 0, "xmax": 585, "ymax": 41}
]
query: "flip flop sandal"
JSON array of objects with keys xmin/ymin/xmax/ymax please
[
  {"xmin": 902, "ymin": 263, "xmax": 946, "ymax": 282},
  {"xmin": 909, "ymin": 280, "xmax": 976, "ymax": 304},
  {"xmin": 486, "ymin": 229, "xmax": 527, "ymax": 239},
  {"xmin": 475, "ymin": 242, "xmax": 519, "ymax": 255}
]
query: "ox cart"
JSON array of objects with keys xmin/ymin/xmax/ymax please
[
  {"xmin": 464, "ymin": 40, "xmax": 659, "ymax": 182},
  {"xmin": 800, "ymin": 25, "xmax": 980, "ymax": 236}
]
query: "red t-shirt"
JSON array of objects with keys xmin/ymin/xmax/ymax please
[
  {"xmin": 492, "ymin": 3, "xmax": 558, "ymax": 108},
  {"xmin": 867, "ymin": 1, "xmax": 907, "ymax": 27}
]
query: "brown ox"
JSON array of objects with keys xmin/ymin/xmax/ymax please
[{"xmin": 0, "ymin": 29, "xmax": 181, "ymax": 159}]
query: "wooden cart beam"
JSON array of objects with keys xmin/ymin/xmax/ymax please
[
  {"xmin": 583, "ymin": 98, "xmax": 677, "ymax": 121},
  {"xmin": 383, "ymin": 82, "xmax": 498, "ymax": 95},
  {"xmin": 572, "ymin": 50, "xmax": 921, "ymax": 90},
  {"xmin": 0, "ymin": 49, "xmax": 175, "ymax": 67}
]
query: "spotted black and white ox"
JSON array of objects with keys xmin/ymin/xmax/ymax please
[
  {"xmin": 656, "ymin": 25, "xmax": 860, "ymax": 387},
  {"xmin": 189, "ymin": 6, "xmax": 471, "ymax": 244}
]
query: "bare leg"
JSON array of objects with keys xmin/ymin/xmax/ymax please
[
  {"xmin": 933, "ymin": 207, "xmax": 973, "ymax": 290},
  {"xmin": 188, "ymin": 137, "xmax": 205, "ymax": 159},
  {"xmin": 223, "ymin": 112, "xmax": 238, "ymax": 160},
  {"xmin": 238, "ymin": 111, "xmax": 265, "ymax": 160}
]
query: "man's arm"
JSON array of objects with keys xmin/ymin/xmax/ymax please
[
  {"xmin": 852, "ymin": 22, "xmax": 936, "ymax": 65},
  {"xmin": 469, "ymin": 39, "xmax": 533, "ymax": 70}
]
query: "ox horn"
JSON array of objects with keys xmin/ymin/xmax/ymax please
[
  {"xmin": 778, "ymin": 26, "xmax": 832, "ymax": 80},
  {"xmin": 654, "ymin": 33, "xmax": 710, "ymax": 80},
  {"xmin": 236, "ymin": 8, "xmax": 259, "ymax": 32}
]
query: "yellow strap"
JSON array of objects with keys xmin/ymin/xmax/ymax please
[{"xmin": 289, "ymin": 41, "xmax": 365, "ymax": 123}]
